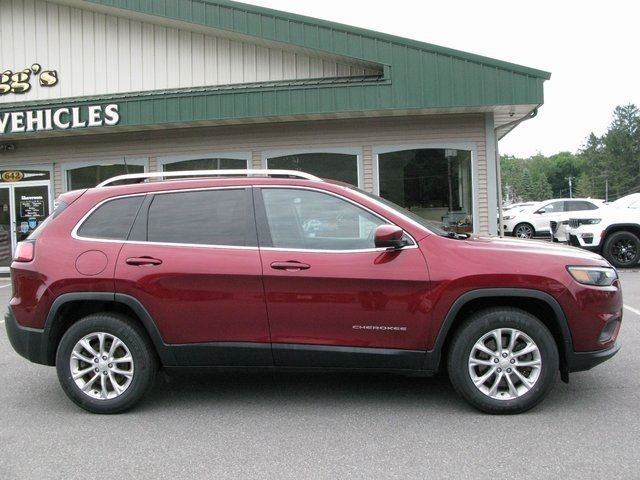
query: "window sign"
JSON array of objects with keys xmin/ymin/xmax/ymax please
[{"xmin": 19, "ymin": 194, "xmax": 46, "ymax": 218}]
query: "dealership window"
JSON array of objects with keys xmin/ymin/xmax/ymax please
[
  {"xmin": 267, "ymin": 153, "xmax": 359, "ymax": 186},
  {"xmin": 162, "ymin": 158, "xmax": 247, "ymax": 172},
  {"xmin": 66, "ymin": 163, "xmax": 145, "ymax": 190},
  {"xmin": 378, "ymin": 149, "xmax": 473, "ymax": 232}
]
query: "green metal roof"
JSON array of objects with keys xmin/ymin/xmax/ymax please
[{"xmin": 1, "ymin": 0, "xmax": 550, "ymax": 134}]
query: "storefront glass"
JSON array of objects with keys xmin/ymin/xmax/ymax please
[
  {"xmin": 378, "ymin": 149, "xmax": 473, "ymax": 232},
  {"xmin": 67, "ymin": 164, "xmax": 144, "ymax": 190},
  {"xmin": 268, "ymin": 153, "xmax": 358, "ymax": 186},
  {"xmin": 163, "ymin": 158, "xmax": 247, "ymax": 172}
]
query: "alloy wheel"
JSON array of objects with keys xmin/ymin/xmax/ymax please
[
  {"xmin": 468, "ymin": 328, "xmax": 542, "ymax": 401},
  {"xmin": 69, "ymin": 332, "xmax": 135, "ymax": 400},
  {"xmin": 611, "ymin": 238, "xmax": 638, "ymax": 265}
]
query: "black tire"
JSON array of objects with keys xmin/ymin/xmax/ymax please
[
  {"xmin": 513, "ymin": 223, "xmax": 535, "ymax": 239},
  {"xmin": 56, "ymin": 313, "xmax": 158, "ymax": 414},
  {"xmin": 447, "ymin": 308, "xmax": 558, "ymax": 414},
  {"xmin": 602, "ymin": 231, "xmax": 640, "ymax": 268}
]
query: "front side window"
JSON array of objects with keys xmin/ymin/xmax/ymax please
[
  {"xmin": 261, "ymin": 188, "xmax": 387, "ymax": 250},
  {"xmin": 77, "ymin": 196, "xmax": 144, "ymax": 240},
  {"xmin": 147, "ymin": 189, "xmax": 255, "ymax": 247},
  {"xmin": 542, "ymin": 202, "xmax": 564, "ymax": 214}
]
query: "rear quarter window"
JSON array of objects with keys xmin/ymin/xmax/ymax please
[{"xmin": 77, "ymin": 196, "xmax": 144, "ymax": 240}]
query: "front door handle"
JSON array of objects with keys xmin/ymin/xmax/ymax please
[
  {"xmin": 126, "ymin": 256, "xmax": 163, "ymax": 267},
  {"xmin": 270, "ymin": 261, "xmax": 311, "ymax": 271}
]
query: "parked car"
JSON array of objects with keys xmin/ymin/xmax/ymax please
[
  {"xmin": 6, "ymin": 170, "xmax": 622, "ymax": 414},
  {"xmin": 553, "ymin": 205, "xmax": 640, "ymax": 268},
  {"xmin": 610, "ymin": 193, "xmax": 640, "ymax": 210},
  {"xmin": 503, "ymin": 198, "xmax": 605, "ymax": 239}
]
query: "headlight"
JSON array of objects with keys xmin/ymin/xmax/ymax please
[
  {"xmin": 579, "ymin": 219, "xmax": 601, "ymax": 225},
  {"xmin": 567, "ymin": 266, "xmax": 617, "ymax": 286},
  {"xmin": 503, "ymin": 215, "xmax": 515, "ymax": 220}
]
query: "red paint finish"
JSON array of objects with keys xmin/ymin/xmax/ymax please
[
  {"xmin": 261, "ymin": 248, "xmax": 430, "ymax": 349},
  {"xmin": 420, "ymin": 235, "xmax": 623, "ymax": 352},
  {"xmin": 115, "ymin": 243, "xmax": 270, "ymax": 344},
  {"xmin": 9, "ymin": 176, "xmax": 623, "ymax": 361}
]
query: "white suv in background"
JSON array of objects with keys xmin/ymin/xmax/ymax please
[
  {"xmin": 503, "ymin": 198, "xmax": 605, "ymax": 239},
  {"xmin": 554, "ymin": 194, "xmax": 640, "ymax": 268}
]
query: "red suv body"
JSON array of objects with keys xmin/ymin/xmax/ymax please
[{"xmin": 5, "ymin": 171, "xmax": 622, "ymax": 414}]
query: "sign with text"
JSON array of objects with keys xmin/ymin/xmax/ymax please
[
  {"xmin": 0, "ymin": 64, "xmax": 58, "ymax": 95},
  {"xmin": 0, "ymin": 104, "xmax": 120, "ymax": 135},
  {"xmin": 19, "ymin": 195, "xmax": 46, "ymax": 218}
]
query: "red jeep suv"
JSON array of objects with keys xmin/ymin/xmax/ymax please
[{"xmin": 5, "ymin": 170, "xmax": 622, "ymax": 414}]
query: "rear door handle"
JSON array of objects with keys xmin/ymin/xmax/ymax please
[
  {"xmin": 270, "ymin": 261, "xmax": 311, "ymax": 271},
  {"xmin": 126, "ymin": 256, "xmax": 163, "ymax": 267}
]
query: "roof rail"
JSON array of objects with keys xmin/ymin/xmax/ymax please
[{"xmin": 96, "ymin": 169, "xmax": 322, "ymax": 188}]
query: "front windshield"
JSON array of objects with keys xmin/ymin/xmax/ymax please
[{"xmin": 347, "ymin": 185, "xmax": 449, "ymax": 236}]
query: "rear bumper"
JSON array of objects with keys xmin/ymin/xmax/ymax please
[
  {"xmin": 4, "ymin": 308, "xmax": 50, "ymax": 365},
  {"xmin": 566, "ymin": 343, "xmax": 621, "ymax": 373}
]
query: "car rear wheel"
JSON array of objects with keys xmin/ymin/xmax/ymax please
[
  {"xmin": 447, "ymin": 308, "xmax": 558, "ymax": 414},
  {"xmin": 513, "ymin": 223, "xmax": 535, "ymax": 239},
  {"xmin": 603, "ymin": 231, "xmax": 640, "ymax": 268},
  {"xmin": 56, "ymin": 313, "xmax": 158, "ymax": 414}
]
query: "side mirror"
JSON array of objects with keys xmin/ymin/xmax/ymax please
[
  {"xmin": 536, "ymin": 209, "xmax": 546, "ymax": 214},
  {"xmin": 375, "ymin": 225, "xmax": 405, "ymax": 249}
]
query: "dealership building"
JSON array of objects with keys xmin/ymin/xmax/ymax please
[{"xmin": 0, "ymin": 0, "xmax": 549, "ymax": 269}]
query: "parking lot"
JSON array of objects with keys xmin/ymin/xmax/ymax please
[{"xmin": 1, "ymin": 271, "xmax": 639, "ymax": 479}]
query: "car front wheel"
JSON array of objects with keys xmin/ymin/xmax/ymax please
[
  {"xmin": 513, "ymin": 223, "xmax": 535, "ymax": 239},
  {"xmin": 56, "ymin": 313, "xmax": 158, "ymax": 414},
  {"xmin": 447, "ymin": 308, "xmax": 558, "ymax": 414},
  {"xmin": 603, "ymin": 231, "xmax": 640, "ymax": 268}
]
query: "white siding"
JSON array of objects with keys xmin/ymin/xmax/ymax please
[{"xmin": 0, "ymin": 0, "xmax": 381, "ymax": 105}]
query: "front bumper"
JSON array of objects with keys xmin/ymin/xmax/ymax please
[
  {"xmin": 4, "ymin": 308, "xmax": 50, "ymax": 365},
  {"xmin": 566, "ymin": 342, "xmax": 621, "ymax": 373}
]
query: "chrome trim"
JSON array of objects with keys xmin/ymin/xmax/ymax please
[
  {"xmin": 71, "ymin": 184, "xmax": 419, "ymax": 253},
  {"xmin": 96, "ymin": 169, "xmax": 322, "ymax": 187}
]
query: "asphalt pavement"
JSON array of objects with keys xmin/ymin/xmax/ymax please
[{"xmin": 1, "ymin": 272, "xmax": 639, "ymax": 479}]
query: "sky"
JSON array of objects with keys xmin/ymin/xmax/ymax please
[{"xmin": 247, "ymin": 0, "xmax": 639, "ymax": 158}]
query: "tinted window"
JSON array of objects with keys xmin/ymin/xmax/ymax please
[
  {"xmin": 78, "ymin": 196, "xmax": 144, "ymax": 240},
  {"xmin": 147, "ymin": 189, "xmax": 255, "ymax": 247},
  {"xmin": 261, "ymin": 188, "xmax": 387, "ymax": 250},
  {"xmin": 566, "ymin": 201, "xmax": 598, "ymax": 211}
]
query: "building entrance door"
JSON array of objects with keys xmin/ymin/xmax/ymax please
[{"xmin": 0, "ymin": 181, "xmax": 51, "ymax": 270}]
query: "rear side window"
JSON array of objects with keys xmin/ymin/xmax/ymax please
[
  {"xmin": 146, "ymin": 189, "xmax": 255, "ymax": 247},
  {"xmin": 566, "ymin": 201, "xmax": 598, "ymax": 211},
  {"xmin": 77, "ymin": 196, "xmax": 144, "ymax": 240}
]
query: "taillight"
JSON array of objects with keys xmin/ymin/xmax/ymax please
[{"xmin": 14, "ymin": 241, "xmax": 35, "ymax": 262}]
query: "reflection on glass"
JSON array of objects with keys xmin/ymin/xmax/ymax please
[
  {"xmin": 378, "ymin": 149, "xmax": 473, "ymax": 233},
  {"xmin": 268, "ymin": 153, "xmax": 358, "ymax": 186},
  {"xmin": 67, "ymin": 164, "xmax": 145, "ymax": 190},
  {"xmin": 163, "ymin": 158, "xmax": 247, "ymax": 172}
]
